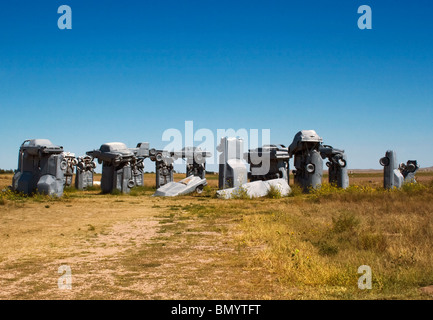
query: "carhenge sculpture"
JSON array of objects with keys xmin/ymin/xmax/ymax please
[
  {"xmin": 148, "ymin": 149, "xmax": 174, "ymax": 189},
  {"xmin": 380, "ymin": 151, "xmax": 419, "ymax": 189},
  {"xmin": 380, "ymin": 150, "xmax": 404, "ymax": 189},
  {"xmin": 171, "ymin": 147, "xmax": 212, "ymax": 180},
  {"xmin": 86, "ymin": 142, "xmax": 150, "ymax": 194},
  {"xmin": 153, "ymin": 147, "xmax": 211, "ymax": 197},
  {"xmin": 61, "ymin": 152, "xmax": 77, "ymax": 187},
  {"xmin": 217, "ymin": 141, "xmax": 292, "ymax": 199},
  {"xmin": 245, "ymin": 144, "xmax": 290, "ymax": 184},
  {"xmin": 399, "ymin": 160, "xmax": 419, "ymax": 184},
  {"xmin": 288, "ymin": 130, "xmax": 349, "ymax": 191},
  {"xmin": 75, "ymin": 155, "xmax": 96, "ymax": 190},
  {"xmin": 12, "ymin": 139, "xmax": 66, "ymax": 197},
  {"xmin": 149, "ymin": 146, "xmax": 212, "ymax": 189},
  {"xmin": 217, "ymin": 137, "xmax": 248, "ymax": 189},
  {"xmin": 288, "ymin": 130, "xmax": 324, "ymax": 191},
  {"xmin": 319, "ymin": 144, "xmax": 349, "ymax": 189}
]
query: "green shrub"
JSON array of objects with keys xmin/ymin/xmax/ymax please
[
  {"xmin": 266, "ymin": 185, "xmax": 282, "ymax": 199},
  {"xmin": 231, "ymin": 186, "xmax": 250, "ymax": 200}
]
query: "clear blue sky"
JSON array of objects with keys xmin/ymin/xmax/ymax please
[{"xmin": 1, "ymin": 1, "xmax": 432, "ymax": 172}]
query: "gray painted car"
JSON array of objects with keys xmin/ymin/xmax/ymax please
[{"xmin": 153, "ymin": 175, "xmax": 207, "ymax": 197}]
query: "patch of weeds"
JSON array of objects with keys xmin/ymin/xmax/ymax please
[
  {"xmin": 197, "ymin": 185, "xmax": 215, "ymax": 198},
  {"xmin": 317, "ymin": 241, "xmax": 339, "ymax": 256},
  {"xmin": 161, "ymin": 212, "xmax": 176, "ymax": 219},
  {"xmin": 130, "ymin": 186, "xmax": 154, "ymax": 196},
  {"xmin": 357, "ymin": 232, "xmax": 388, "ymax": 252},
  {"xmin": 332, "ymin": 210, "xmax": 360, "ymax": 234},
  {"xmin": 308, "ymin": 183, "xmax": 383, "ymax": 203},
  {"xmin": 288, "ymin": 184, "xmax": 303, "ymax": 197},
  {"xmin": 389, "ymin": 250, "xmax": 417, "ymax": 269},
  {"xmin": 231, "ymin": 186, "xmax": 250, "ymax": 200},
  {"xmin": 266, "ymin": 185, "xmax": 283, "ymax": 199},
  {"xmin": 309, "ymin": 183, "xmax": 341, "ymax": 199},
  {"xmin": 401, "ymin": 182, "xmax": 427, "ymax": 194},
  {"xmin": 159, "ymin": 212, "xmax": 176, "ymax": 224},
  {"xmin": 63, "ymin": 186, "xmax": 78, "ymax": 193},
  {"xmin": 0, "ymin": 189, "xmax": 28, "ymax": 202},
  {"xmin": 84, "ymin": 185, "xmax": 101, "ymax": 192},
  {"xmin": 182, "ymin": 204, "xmax": 216, "ymax": 217},
  {"xmin": 309, "ymin": 210, "xmax": 361, "ymax": 256},
  {"xmin": 32, "ymin": 192, "xmax": 56, "ymax": 203}
]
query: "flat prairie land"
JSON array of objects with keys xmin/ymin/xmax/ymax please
[{"xmin": 1, "ymin": 172, "xmax": 433, "ymax": 300}]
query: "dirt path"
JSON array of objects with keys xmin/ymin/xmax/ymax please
[{"xmin": 0, "ymin": 197, "xmax": 160, "ymax": 299}]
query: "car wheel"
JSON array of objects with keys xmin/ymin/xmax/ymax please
[
  {"xmin": 306, "ymin": 163, "xmax": 315, "ymax": 173},
  {"xmin": 196, "ymin": 185, "xmax": 204, "ymax": 194},
  {"xmin": 379, "ymin": 157, "xmax": 389, "ymax": 167}
]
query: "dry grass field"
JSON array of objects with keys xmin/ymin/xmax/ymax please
[{"xmin": 1, "ymin": 171, "xmax": 433, "ymax": 300}]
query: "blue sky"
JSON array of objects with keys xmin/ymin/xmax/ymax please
[{"xmin": 0, "ymin": 0, "xmax": 432, "ymax": 172}]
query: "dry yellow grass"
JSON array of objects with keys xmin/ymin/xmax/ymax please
[
  {"xmin": 1, "ymin": 172, "xmax": 433, "ymax": 299},
  {"xmin": 237, "ymin": 184, "xmax": 433, "ymax": 299}
]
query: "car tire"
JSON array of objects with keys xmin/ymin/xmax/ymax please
[
  {"xmin": 379, "ymin": 157, "xmax": 389, "ymax": 167},
  {"xmin": 196, "ymin": 185, "xmax": 204, "ymax": 194}
]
